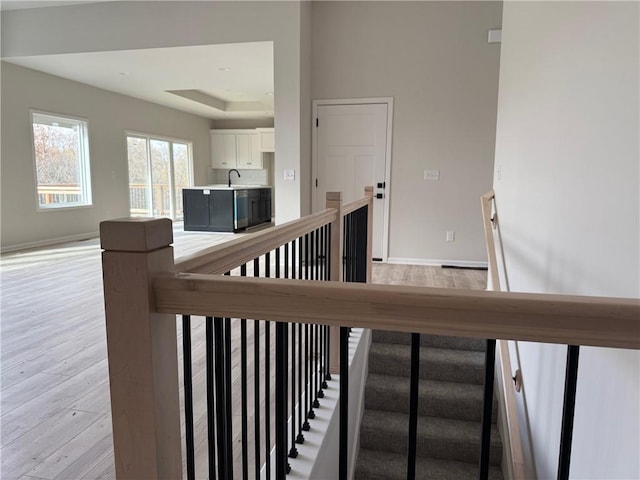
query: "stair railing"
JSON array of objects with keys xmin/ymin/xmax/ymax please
[
  {"xmin": 100, "ymin": 187, "xmax": 374, "ymax": 479},
  {"xmin": 101, "ymin": 186, "xmax": 639, "ymax": 480},
  {"xmin": 481, "ymin": 189, "xmax": 526, "ymax": 480}
]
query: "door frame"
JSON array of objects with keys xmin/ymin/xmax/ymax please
[{"xmin": 311, "ymin": 97, "xmax": 394, "ymax": 262}]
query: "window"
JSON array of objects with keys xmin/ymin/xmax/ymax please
[
  {"xmin": 126, "ymin": 133, "xmax": 192, "ymax": 220},
  {"xmin": 31, "ymin": 111, "xmax": 92, "ymax": 209}
]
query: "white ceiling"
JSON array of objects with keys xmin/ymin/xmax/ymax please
[
  {"xmin": 3, "ymin": 41, "xmax": 275, "ymax": 120},
  {"xmin": 0, "ymin": 0, "xmax": 112, "ymax": 10}
]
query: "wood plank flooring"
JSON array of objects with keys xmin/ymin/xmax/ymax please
[{"xmin": 1, "ymin": 226, "xmax": 486, "ymax": 480}]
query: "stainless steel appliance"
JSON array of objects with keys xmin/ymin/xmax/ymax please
[{"xmin": 233, "ymin": 190, "xmax": 249, "ymax": 230}]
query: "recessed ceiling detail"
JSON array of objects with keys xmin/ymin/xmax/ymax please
[
  {"xmin": 2, "ymin": 41, "xmax": 274, "ymax": 120},
  {"xmin": 167, "ymin": 90, "xmax": 271, "ymax": 114}
]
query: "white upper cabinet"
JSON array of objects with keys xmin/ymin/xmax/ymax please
[
  {"xmin": 257, "ymin": 128, "xmax": 275, "ymax": 153},
  {"xmin": 211, "ymin": 130, "xmax": 262, "ymax": 169},
  {"xmin": 236, "ymin": 132, "xmax": 262, "ymax": 169}
]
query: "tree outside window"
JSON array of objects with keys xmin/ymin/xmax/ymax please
[{"xmin": 31, "ymin": 112, "xmax": 92, "ymax": 209}]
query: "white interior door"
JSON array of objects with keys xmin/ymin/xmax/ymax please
[{"xmin": 314, "ymin": 102, "xmax": 390, "ymax": 261}]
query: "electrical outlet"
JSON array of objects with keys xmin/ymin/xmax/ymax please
[
  {"xmin": 446, "ymin": 231, "xmax": 455, "ymax": 242},
  {"xmin": 284, "ymin": 169, "xmax": 295, "ymax": 181},
  {"xmin": 424, "ymin": 169, "xmax": 440, "ymax": 181}
]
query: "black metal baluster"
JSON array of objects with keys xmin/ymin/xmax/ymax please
[
  {"xmin": 254, "ymin": 258, "xmax": 261, "ymax": 478},
  {"xmin": 558, "ymin": 345, "xmax": 580, "ymax": 480},
  {"xmin": 214, "ymin": 317, "xmax": 228, "ymax": 480},
  {"xmin": 289, "ymin": 321, "xmax": 298, "ymax": 458},
  {"xmin": 206, "ymin": 316, "xmax": 217, "ymax": 480},
  {"xmin": 223, "ymin": 275, "xmax": 233, "ymax": 476},
  {"xmin": 275, "ymin": 321, "xmax": 287, "ymax": 480},
  {"xmin": 182, "ymin": 315, "xmax": 195, "ymax": 480},
  {"xmin": 339, "ymin": 326, "xmax": 349, "ymax": 480},
  {"xmin": 303, "ymin": 318, "xmax": 311, "ymax": 429},
  {"xmin": 407, "ymin": 333, "xmax": 420, "ymax": 480},
  {"xmin": 314, "ymin": 228, "xmax": 319, "ymax": 280},
  {"xmin": 325, "ymin": 226, "xmax": 332, "ymax": 382},
  {"xmin": 296, "ymin": 311, "xmax": 304, "ymax": 442},
  {"xmin": 479, "ymin": 339, "xmax": 497, "ymax": 480},
  {"xmin": 265, "ymin": 252, "xmax": 272, "ymax": 480},
  {"xmin": 240, "ymin": 265, "xmax": 249, "ymax": 480},
  {"xmin": 314, "ymin": 322, "xmax": 321, "ymax": 404},
  {"xmin": 284, "ymin": 243, "xmax": 289, "ymax": 279}
]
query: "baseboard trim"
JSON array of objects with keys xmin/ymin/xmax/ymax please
[
  {"xmin": 1, "ymin": 231, "xmax": 99, "ymax": 254},
  {"xmin": 387, "ymin": 257, "xmax": 488, "ymax": 269}
]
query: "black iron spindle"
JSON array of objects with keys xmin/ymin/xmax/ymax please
[
  {"xmin": 265, "ymin": 252, "xmax": 271, "ymax": 480},
  {"xmin": 254, "ymin": 258, "xmax": 261, "ymax": 478},
  {"xmin": 214, "ymin": 317, "xmax": 229, "ymax": 480},
  {"xmin": 316, "ymin": 325, "xmax": 327, "ymax": 398},
  {"xmin": 407, "ymin": 333, "xmax": 420, "ymax": 480},
  {"xmin": 479, "ymin": 339, "xmax": 497, "ymax": 480},
  {"xmin": 182, "ymin": 315, "xmax": 195, "ymax": 480},
  {"xmin": 558, "ymin": 345, "xmax": 580, "ymax": 480},
  {"xmin": 303, "ymin": 320, "xmax": 312, "ymax": 428},
  {"xmin": 339, "ymin": 326, "xmax": 349, "ymax": 480},
  {"xmin": 284, "ymin": 243, "xmax": 289, "ymax": 279},
  {"xmin": 275, "ymin": 321, "xmax": 287, "ymax": 480},
  {"xmin": 240, "ymin": 265, "xmax": 249, "ymax": 480},
  {"xmin": 224, "ymin": 314, "xmax": 233, "ymax": 474},
  {"xmin": 206, "ymin": 316, "xmax": 217, "ymax": 480},
  {"xmin": 289, "ymin": 321, "xmax": 298, "ymax": 458},
  {"xmin": 296, "ymin": 312, "xmax": 304, "ymax": 443},
  {"xmin": 313, "ymin": 324, "xmax": 324, "ymax": 408}
]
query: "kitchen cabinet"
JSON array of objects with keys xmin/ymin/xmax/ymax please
[
  {"xmin": 211, "ymin": 130, "xmax": 262, "ymax": 169},
  {"xmin": 183, "ymin": 188, "xmax": 235, "ymax": 232},
  {"xmin": 257, "ymin": 128, "xmax": 275, "ymax": 152},
  {"xmin": 183, "ymin": 186, "xmax": 272, "ymax": 233}
]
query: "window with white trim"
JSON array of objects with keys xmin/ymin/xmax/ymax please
[
  {"xmin": 31, "ymin": 112, "xmax": 92, "ymax": 209},
  {"xmin": 126, "ymin": 133, "xmax": 193, "ymax": 220}
]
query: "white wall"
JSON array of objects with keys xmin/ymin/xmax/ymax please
[
  {"xmin": 1, "ymin": 1, "xmax": 309, "ymax": 228},
  {"xmin": 311, "ymin": 1, "xmax": 502, "ymax": 264},
  {"xmin": 0, "ymin": 62, "xmax": 213, "ymax": 250},
  {"xmin": 494, "ymin": 2, "xmax": 640, "ymax": 478}
]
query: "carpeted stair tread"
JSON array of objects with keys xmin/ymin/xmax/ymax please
[
  {"xmin": 372, "ymin": 330, "xmax": 487, "ymax": 352},
  {"xmin": 364, "ymin": 373, "xmax": 496, "ymax": 423},
  {"xmin": 354, "ymin": 448, "xmax": 504, "ymax": 480},
  {"xmin": 359, "ymin": 409, "xmax": 502, "ymax": 466},
  {"xmin": 369, "ymin": 342, "xmax": 485, "ymax": 385}
]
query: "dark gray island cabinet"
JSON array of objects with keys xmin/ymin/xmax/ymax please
[{"xmin": 183, "ymin": 185, "xmax": 272, "ymax": 233}]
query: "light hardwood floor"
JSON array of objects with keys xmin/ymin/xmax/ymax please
[{"xmin": 1, "ymin": 227, "xmax": 486, "ymax": 480}]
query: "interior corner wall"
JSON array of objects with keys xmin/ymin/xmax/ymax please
[
  {"xmin": 311, "ymin": 1, "xmax": 502, "ymax": 263},
  {"xmin": 299, "ymin": 1, "xmax": 313, "ymax": 217},
  {"xmin": 493, "ymin": 2, "xmax": 640, "ymax": 478},
  {"xmin": 0, "ymin": 62, "xmax": 213, "ymax": 250},
  {"xmin": 1, "ymin": 1, "xmax": 306, "ymax": 227}
]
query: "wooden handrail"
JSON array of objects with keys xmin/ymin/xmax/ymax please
[
  {"xmin": 481, "ymin": 190, "xmax": 500, "ymax": 290},
  {"xmin": 342, "ymin": 196, "xmax": 371, "ymax": 216},
  {"xmin": 175, "ymin": 209, "xmax": 337, "ymax": 274},
  {"xmin": 154, "ymin": 274, "xmax": 640, "ymax": 350},
  {"xmin": 481, "ymin": 189, "xmax": 525, "ymax": 480}
]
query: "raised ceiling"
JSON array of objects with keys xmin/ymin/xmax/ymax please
[{"xmin": 3, "ymin": 41, "xmax": 275, "ymax": 120}]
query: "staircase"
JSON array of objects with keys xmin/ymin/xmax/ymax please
[{"xmin": 354, "ymin": 331, "xmax": 504, "ymax": 480}]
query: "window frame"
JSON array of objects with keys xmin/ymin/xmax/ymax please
[
  {"xmin": 125, "ymin": 131, "xmax": 194, "ymax": 220},
  {"xmin": 30, "ymin": 110, "xmax": 93, "ymax": 211}
]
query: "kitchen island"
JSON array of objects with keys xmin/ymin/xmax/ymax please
[{"xmin": 182, "ymin": 185, "xmax": 272, "ymax": 233}]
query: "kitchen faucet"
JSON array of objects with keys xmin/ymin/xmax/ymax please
[{"xmin": 228, "ymin": 169, "xmax": 240, "ymax": 187}]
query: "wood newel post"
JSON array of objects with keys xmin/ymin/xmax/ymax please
[
  {"xmin": 326, "ymin": 192, "xmax": 344, "ymax": 374},
  {"xmin": 100, "ymin": 218, "xmax": 183, "ymax": 480},
  {"xmin": 364, "ymin": 186, "xmax": 374, "ymax": 283}
]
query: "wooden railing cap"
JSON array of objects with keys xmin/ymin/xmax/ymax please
[
  {"xmin": 326, "ymin": 191, "xmax": 343, "ymax": 202},
  {"xmin": 100, "ymin": 217, "xmax": 173, "ymax": 252}
]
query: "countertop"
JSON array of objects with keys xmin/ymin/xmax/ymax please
[{"xmin": 186, "ymin": 184, "xmax": 272, "ymax": 191}]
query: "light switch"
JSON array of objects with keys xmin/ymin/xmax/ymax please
[{"xmin": 424, "ymin": 169, "xmax": 440, "ymax": 181}]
